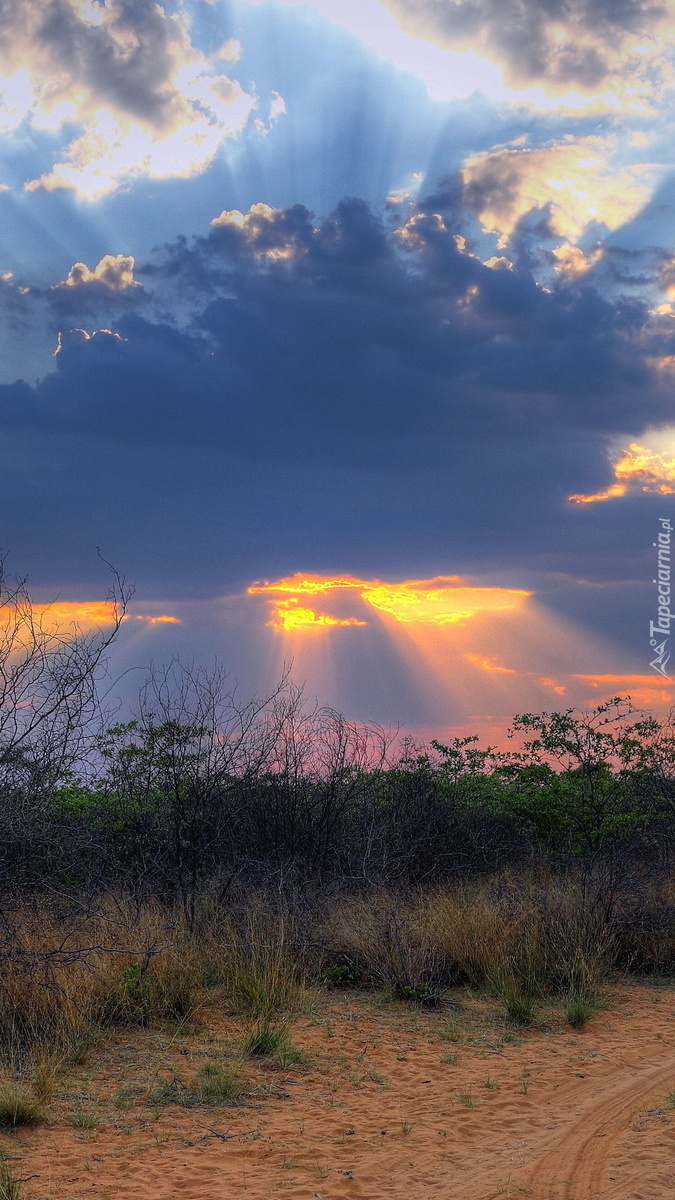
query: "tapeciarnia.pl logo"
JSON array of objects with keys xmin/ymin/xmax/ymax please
[{"xmin": 649, "ymin": 517, "xmax": 673, "ymax": 678}]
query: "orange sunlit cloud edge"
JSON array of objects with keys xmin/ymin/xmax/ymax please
[
  {"xmin": 569, "ymin": 442, "xmax": 675, "ymax": 504},
  {"xmin": 248, "ymin": 573, "xmax": 532, "ymax": 630},
  {"xmin": 0, "ymin": 602, "xmax": 180, "ymax": 632}
]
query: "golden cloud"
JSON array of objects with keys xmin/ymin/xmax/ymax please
[
  {"xmin": 61, "ymin": 255, "xmax": 137, "ymax": 290},
  {"xmin": 569, "ymin": 442, "xmax": 675, "ymax": 503},
  {"xmin": 462, "ymin": 136, "xmax": 655, "ymax": 246},
  {"xmin": 0, "ymin": 601, "xmax": 179, "ymax": 636},
  {"xmin": 250, "ymin": 573, "xmax": 531, "ymax": 630}
]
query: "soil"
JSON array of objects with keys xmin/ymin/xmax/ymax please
[{"xmin": 8, "ymin": 982, "xmax": 675, "ymax": 1199}]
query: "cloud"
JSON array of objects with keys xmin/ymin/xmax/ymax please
[
  {"xmin": 461, "ymin": 136, "xmax": 656, "ymax": 246},
  {"xmin": 0, "ymin": 192, "xmax": 673, "ymax": 614},
  {"xmin": 61, "ymin": 255, "xmax": 137, "ymax": 291},
  {"xmin": 569, "ymin": 441, "xmax": 675, "ymax": 501},
  {"xmin": 249, "ymin": 573, "xmax": 531, "ymax": 628},
  {"xmin": 0, "ymin": 0, "xmax": 256, "ymax": 197},
  {"xmin": 380, "ymin": 0, "xmax": 673, "ymax": 97}
]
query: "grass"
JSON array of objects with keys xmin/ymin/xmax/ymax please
[
  {"xmin": 0, "ymin": 1086, "xmax": 42, "ymax": 1130},
  {"xmin": 565, "ymin": 991, "xmax": 600, "ymax": 1028},
  {"xmin": 194, "ymin": 1063, "xmax": 243, "ymax": 1105},
  {"xmin": 500, "ymin": 985, "xmax": 538, "ymax": 1027},
  {"xmin": 437, "ymin": 1021, "xmax": 461, "ymax": 1043},
  {"xmin": 150, "ymin": 1065, "xmax": 243, "ymax": 1108},
  {"xmin": 0, "ymin": 1161, "xmax": 22, "ymax": 1200},
  {"xmin": 243, "ymin": 1023, "xmax": 288, "ymax": 1058},
  {"xmin": 70, "ymin": 1110, "xmax": 97, "ymax": 1129},
  {"xmin": 0, "ymin": 869, "xmax": 669, "ymax": 1105}
]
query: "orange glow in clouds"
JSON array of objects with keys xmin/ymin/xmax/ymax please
[
  {"xmin": 0, "ymin": 602, "xmax": 179, "ymax": 635},
  {"xmin": 249, "ymin": 574, "xmax": 531, "ymax": 629},
  {"xmin": 569, "ymin": 442, "xmax": 675, "ymax": 503},
  {"xmin": 270, "ymin": 602, "xmax": 367, "ymax": 631},
  {"xmin": 247, "ymin": 572, "xmax": 674, "ymax": 741}
]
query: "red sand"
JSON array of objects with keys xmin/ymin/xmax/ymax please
[{"xmin": 10, "ymin": 983, "xmax": 675, "ymax": 1199}]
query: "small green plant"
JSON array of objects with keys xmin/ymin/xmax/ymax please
[
  {"xmin": 151, "ymin": 1065, "xmax": 242, "ymax": 1108},
  {"xmin": 274, "ymin": 1044, "xmax": 310, "ymax": 1070},
  {"xmin": 195, "ymin": 1063, "xmax": 242, "ymax": 1105},
  {"xmin": 400, "ymin": 982, "xmax": 442, "ymax": 1007},
  {"xmin": 565, "ymin": 991, "xmax": 598, "ymax": 1029},
  {"xmin": 114, "ymin": 1087, "xmax": 134, "ymax": 1110},
  {"xmin": 31, "ymin": 1065, "xmax": 56, "ymax": 1105},
  {"xmin": 0, "ymin": 1085, "xmax": 42, "ymax": 1129},
  {"xmin": 326, "ymin": 963, "xmax": 359, "ymax": 988},
  {"xmin": 483, "ymin": 1076, "xmax": 499, "ymax": 1089},
  {"xmin": 438, "ymin": 1021, "xmax": 461, "ymax": 1043},
  {"xmin": 666, "ymin": 1087, "xmax": 675, "ymax": 1107},
  {"xmin": 458, "ymin": 1089, "xmax": 475, "ymax": 1108},
  {"xmin": 71, "ymin": 1110, "xmax": 97, "ymax": 1129},
  {"xmin": 441, "ymin": 1052, "xmax": 459, "ymax": 1065},
  {"xmin": 243, "ymin": 1023, "xmax": 288, "ymax": 1058},
  {"xmin": 501, "ymin": 986, "xmax": 537, "ymax": 1027}
]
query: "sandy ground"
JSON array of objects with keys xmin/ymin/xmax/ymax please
[{"xmin": 8, "ymin": 982, "xmax": 675, "ymax": 1199}]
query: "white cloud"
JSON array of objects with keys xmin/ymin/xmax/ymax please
[{"xmin": 0, "ymin": 0, "xmax": 257, "ymax": 198}]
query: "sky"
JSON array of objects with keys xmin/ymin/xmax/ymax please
[{"xmin": 2, "ymin": 0, "xmax": 675, "ymax": 742}]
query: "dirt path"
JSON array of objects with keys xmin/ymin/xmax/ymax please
[
  {"xmin": 9, "ymin": 985, "xmax": 675, "ymax": 1199},
  {"xmin": 524, "ymin": 1058, "xmax": 675, "ymax": 1199}
]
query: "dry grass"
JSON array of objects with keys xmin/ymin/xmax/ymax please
[{"xmin": 0, "ymin": 869, "xmax": 665, "ymax": 1081}]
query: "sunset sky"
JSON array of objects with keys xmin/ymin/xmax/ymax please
[{"xmin": 2, "ymin": 0, "xmax": 675, "ymax": 740}]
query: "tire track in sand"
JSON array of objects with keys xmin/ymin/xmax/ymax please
[{"xmin": 524, "ymin": 1058, "xmax": 675, "ymax": 1199}]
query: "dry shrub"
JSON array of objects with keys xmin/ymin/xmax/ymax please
[
  {"xmin": 219, "ymin": 898, "xmax": 308, "ymax": 1017},
  {"xmin": 0, "ymin": 898, "xmax": 212, "ymax": 1066},
  {"xmin": 318, "ymin": 874, "xmax": 615, "ymax": 1006},
  {"xmin": 318, "ymin": 892, "xmax": 451, "ymax": 1001}
]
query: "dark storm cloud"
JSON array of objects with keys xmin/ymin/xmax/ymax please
[
  {"xmin": 0, "ymin": 193, "xmax": 673, "ymax": 598},
  {"xmin": 381, "ymin": 0, "xmax": 667, "ymax": 87}
]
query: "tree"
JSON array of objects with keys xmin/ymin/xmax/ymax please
[
  {"xmin": 0, "ymin": 553, "xmax": 130, "ymax": 890},
  {"xmin": 503, "ymin": 697, "xmax": 657, "ymax": 856}
]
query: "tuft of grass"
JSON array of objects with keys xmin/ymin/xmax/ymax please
[
  {"xmin": 274, "ymin": 1043, "xmax": 310, "ymax": 1070},
  {"xmin": 114, "ymin": 1087, "xmax": 134, "ymax": 1110},
  {"xmin": 0, "ymin": 1085, "xmax": 42, "ymax": 1129},
  {"xmin": 195, "ymin": 1063, "xmax": 242, "ymax": 1105},
  {"xmin": 458, "ymin": 1089, "xmax": 475, "ymax": 1108},
  {"xmin": 438, "ymin": 1021, "xmax": 461, "ymax": 1043},
  {"xmin": 31, "ymin": 1064, "xmax": 57, "ymax": 1106},
  {"xmin": 666, "ymin": 1086, "xmax": 675, "ymax": 1108},
  {"xmin": 565, "ymin": 991, "xmax": 599, "ymax": 1029},
  {"xmin": 441, "ymin": 1052, "xmax": 459, "ymax": 1065},
  {"xmin": 483, "ymin": 1076, "xmax": 499, "ymax": 1089},
  {"xmin": 500, "ymin": 985, "xmax": 537, "ymax": 1027},
  {"xmin": 70, "ymin": 1110, "xmax": 97, "ymax": 1129},
  {"xmin": 243, "ymin": 1023, "xmax": 288, "ymax": 1058},
  {"xmin": 0, "ymin": 1161, "xmax": 22, "ymax": 1200},
  {"xmin": 150, "ymin": 1065, "xmax": 243, "ymax": 1108}
]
